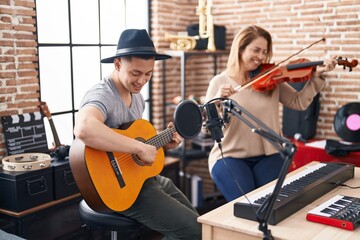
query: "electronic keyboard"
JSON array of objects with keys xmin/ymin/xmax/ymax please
[
  {"xmin": 234, "ymin": 162, "xmax": 355, "ymax": 225},
  {"xmin": 307, "ymin": 195, "xmax": 360, "ymax": 231}
]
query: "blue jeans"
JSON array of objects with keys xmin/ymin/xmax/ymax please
[
  {"xmin": 211, "ymin": 153, "xmax": 284, "ymax": 201},
  {"xmin": 120, "ymin": 175, "xmax": 201, "ymax": 240}
]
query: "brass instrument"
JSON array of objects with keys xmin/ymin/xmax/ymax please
[
  {"xmin": 164, "ymin": 32, "xmax": 199, "ymax": 51},
  {"xmin": 196, "ymin": 0, "xmax": 216, "ymax": 51}
]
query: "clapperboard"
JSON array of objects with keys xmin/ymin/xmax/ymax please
[{"xmin": 1, "ymin": 112, "xmax": 49, "ymax": 155}]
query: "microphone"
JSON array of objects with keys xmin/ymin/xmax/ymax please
[
  {"xmin": 205, "ymin": 103, "xmax": 224, "ymax": 143},
  {"xmin": 294, "ymin": 133, "xmax": 307, "ymax": 143}
]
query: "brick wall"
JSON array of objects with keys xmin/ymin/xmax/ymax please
[
  {"xmin": 0, "ymin": 0, "xmax": 359, "ymax": 160},
  {"xmin": 151, "ymin": 0, "xmax": 360, "ymax": 140},
  {"xmin": 0, "ymin": 0, "xmax": 38, "ymax": 157},
  {"xmin": 150, "ymin": 0, "xmax": 360, "ymax": 195}
]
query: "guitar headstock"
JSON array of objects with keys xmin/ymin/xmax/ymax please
[
  {"xmin": 40, "ymin": 101, "xmax": 52, "ymax": 119},
  {"xmin": 40, "ymin": 101, "xmax": 62, "ymax": 148},
  {"xmin": 337, "ymin": 57, "xmax": 358, "ymax": 72}
]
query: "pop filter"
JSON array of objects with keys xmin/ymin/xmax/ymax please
[{"xmin": 173, "ymin": 100, "xmax": 203, "ymax": 139}]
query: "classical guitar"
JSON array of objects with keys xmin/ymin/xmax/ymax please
[
  {"xmin": 40, "ymin": 101, "xmax": 61, "ymax": 148},
  {"xmin": 69, "ymin": 119, "xmax": 176, "ymax": 213}
]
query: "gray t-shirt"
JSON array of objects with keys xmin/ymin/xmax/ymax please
[{"xmin": 80, "ymin": 77, "xmax": 145, "ymax": 128}]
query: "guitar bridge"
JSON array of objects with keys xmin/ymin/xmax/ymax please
[{"xmin": 106, "ymin": 152, "xmax": 126, "ymax": 188}]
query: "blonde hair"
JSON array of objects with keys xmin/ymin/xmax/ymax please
[{"xmin": 226, "ymin": 25, "xmax": 273, "ymax": 82}]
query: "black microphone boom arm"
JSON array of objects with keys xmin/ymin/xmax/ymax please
[{"xmin": 222, "ymin": 99, "xmax": 297, "ymax": 240}]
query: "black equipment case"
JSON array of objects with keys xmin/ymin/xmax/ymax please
[
  {"xmin": 0, "ymin": 195, "xmax": 83, "ymax": 239},
  {"xmin": 52, "ymin": 160, "xmax": 79, "ymax": 200},
  {"xmin": 0, "ymin": 167, "xmax": 54, "ymax": 212},
  {"xmin": 187, "ymin": 24, "xmax": 226, "ymax": 50}
]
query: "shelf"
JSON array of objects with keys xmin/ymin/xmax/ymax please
[
  {"xmin": 166, "ymin": 148, "xmax": 208, "ymax": 160},
  {"xmin": 192, "ymin": 134, "xmax": 214, "ymax": 146},
  {"xmin": 163, "ymin": 49, "xmax": 229, "ymax": 58},
  {"xmin": 162, "ymin": 49, "xmax": 229, "ymax": 129},
  {"xmin": 162, "ymin": 49, "xmax": 228, "ymax": 156},
  {"xmin": 162, "ymin": 49, "xmax": 228, "ymax": 195}
]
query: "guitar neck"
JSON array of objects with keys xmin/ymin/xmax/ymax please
[
  {"xmin": 48, "ymin": 118, "xmax": 61, "ymax": 147},
  {"xmin": 146, "ymin": 127, "xmax": 176, "ymax": 149}
]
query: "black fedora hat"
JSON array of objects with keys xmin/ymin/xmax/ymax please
[{"xmin": 100, "ymin": 29, "xmax": 171, "ymax": 63}]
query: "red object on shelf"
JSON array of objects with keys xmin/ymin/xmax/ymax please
[{"xmin": 289, "ymin": 138, "xmax": 360, "ymax": 172}]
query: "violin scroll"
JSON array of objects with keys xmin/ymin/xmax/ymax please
[{"xmin": 337, "ymin": 57, "xmax": 358, "ymax": 72}]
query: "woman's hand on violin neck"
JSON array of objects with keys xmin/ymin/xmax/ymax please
[{"xmin": 315, "ymin": 56, "xmax": 338, "ymax": 75}]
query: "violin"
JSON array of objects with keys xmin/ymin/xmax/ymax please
[{"xmin": 237, "ymin": 57, "xmax": 358, "ymax": 92}]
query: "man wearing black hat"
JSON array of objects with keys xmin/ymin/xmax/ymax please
[{"xmin": 74, "ymin": 29, "xmax": 201, "ymax": 239}]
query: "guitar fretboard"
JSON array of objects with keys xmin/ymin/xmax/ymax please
[{"xmin": 147, "ymin": 127, "xmax": 176, "ymax": 149}]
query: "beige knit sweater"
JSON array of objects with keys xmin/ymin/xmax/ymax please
[{"xmin": 205, "ymin": 72, "xmax": 325, "ymax": 172}]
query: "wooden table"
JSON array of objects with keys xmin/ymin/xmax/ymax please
[{"xmin": 198, "ymin": 162, "xmax": 360, "ymax": 240}]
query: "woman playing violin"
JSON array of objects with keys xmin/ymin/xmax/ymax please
[{"xmin": 205, "ymin": 25, "xmax": 337, "ymax": 201}]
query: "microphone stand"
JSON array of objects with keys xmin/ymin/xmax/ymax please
[{"xmin": 222, "ymin": 99, "xmax": 297, "ymax": 240}]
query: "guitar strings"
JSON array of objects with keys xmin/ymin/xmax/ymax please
[{"xmin": 112, "ymin": 127, "xmax": 175, "ymax": 169}]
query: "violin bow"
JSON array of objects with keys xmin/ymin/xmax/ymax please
[{"xmin": 234, "ymin": 38, "xmax": 326, "ymax": 92}]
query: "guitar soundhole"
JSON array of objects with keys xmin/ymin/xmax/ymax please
[
  {"xmin": 132, "ymin": 137, "xmax": 146, "ymax": 166},
  {"xmin": 132, "ymin": 154, "xmax": 146, "ymax": 166}
]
